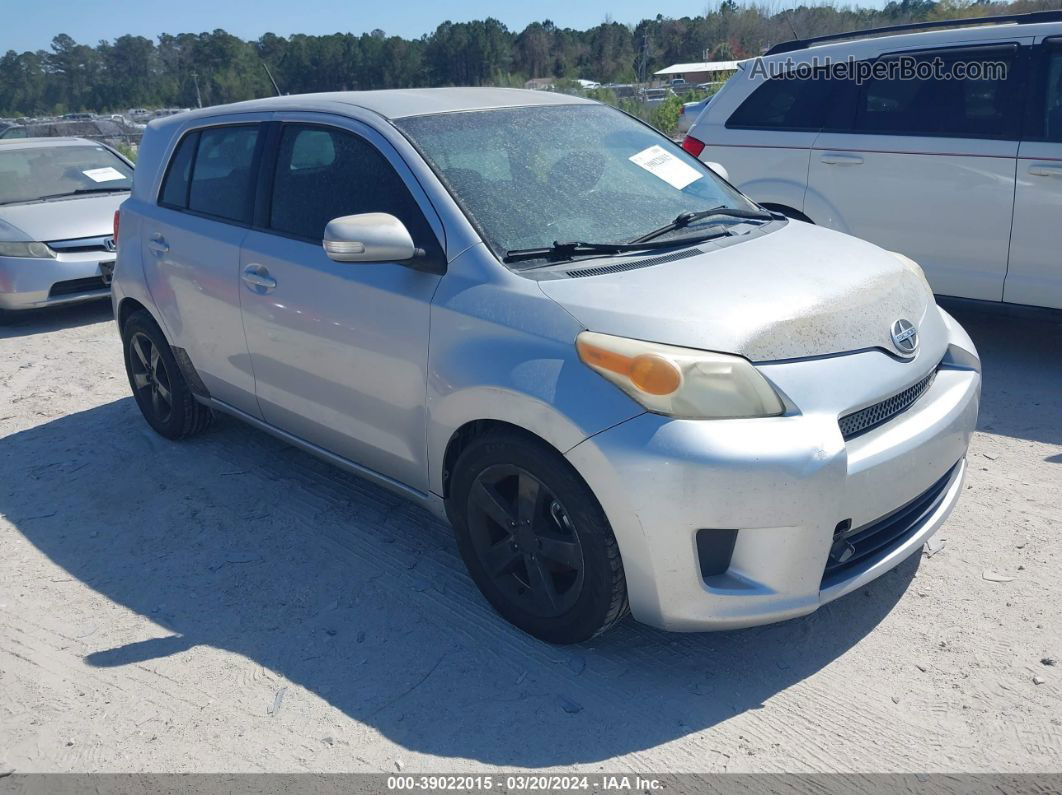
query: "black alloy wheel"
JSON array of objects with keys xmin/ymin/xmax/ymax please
[
  {"xmin": 128, "ymin": 331, "xmax": 175, "ymax": 426},
  {"xmin": 466, "ymin": 464, "xmax": 585, "ymax": 618}
]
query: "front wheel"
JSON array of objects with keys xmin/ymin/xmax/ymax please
[
  {"xmin": 122, "ymin": 310, "xmax": 212, "ymax": 439},
  {"xmin": 448, "ymin": 430, "xmax": 628, "ymax": 644}
]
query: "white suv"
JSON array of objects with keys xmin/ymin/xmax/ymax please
[{"xmin": 683, "ymin": 10, "xmax": 1062, "ymax": 310}]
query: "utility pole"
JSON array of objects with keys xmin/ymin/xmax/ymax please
[
  {"xmin": 192, "ymin": 70, "xmax": 203, "ymax": 108},
  {"xmin": 636, "ymin": 31, "xmax": 650, "ymax": 85}
]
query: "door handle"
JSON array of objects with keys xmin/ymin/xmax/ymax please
[
  {"xmin": 241, "ymin": 265, "xmax": 277, "ymax": 291},
  {"xmin": 1028, "ymin": 163, "xmax": 1062, "ymax": 178},
  {"xmin": 147, "ymin": 233, "xmax": 169, "ymax": 254},
  {"xmin": 819, "ymin": 152, "xmax": 864, "ymax": 166}
]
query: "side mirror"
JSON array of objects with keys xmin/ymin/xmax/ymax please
[
  {"xmin": 323, "ymin": 213, "xmax": 416, "ymax": 263},
  {"xmin": 704, "ymin": 161, "xmax": 729, "ymax": 182}
]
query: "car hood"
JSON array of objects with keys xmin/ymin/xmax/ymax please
[
  {"xmin": 0, "ymin": 193, "xmax": 126, "ymax": 243},
  {"xmin": 537, "ymin": 220, "xmax": 936, "ymax": 362}
]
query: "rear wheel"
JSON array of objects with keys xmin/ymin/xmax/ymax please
[
  {"xmin": 122, "ymin": 310, "xmax": 212, "ymax": 439},
  {"xmin": 448, "ymin": 430, "xmax": 628, "ymax": 644}
]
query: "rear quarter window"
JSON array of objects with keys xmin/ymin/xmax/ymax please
[
  {"xmin": 159, "ymin": 131, "xmax": 199, "ymax": 208},
  {"xmin": 726, "ymin": 70, "xmax": 836, "ymax": 130}
]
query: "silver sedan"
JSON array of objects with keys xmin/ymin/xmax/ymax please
[{"xmin": 0, "ymin": 137, "xmax": 131, "ymax": 321}]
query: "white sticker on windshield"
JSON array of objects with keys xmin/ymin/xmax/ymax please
[
  {"xmin": 628, "ymin": 145, "xmax": 702, "ymax": 190},
  {"xmin": 82, "ymin": 167, "xmax": 125, "ymax": 182}
]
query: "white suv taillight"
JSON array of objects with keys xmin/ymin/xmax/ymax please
[{"xmin": 681, "ymin": 135, "xmax": 706, "ymax": 157}]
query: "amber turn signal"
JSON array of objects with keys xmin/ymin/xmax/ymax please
[{"xmin": 576, "ymin": 338, "xmax": 682, "ymax": 396}]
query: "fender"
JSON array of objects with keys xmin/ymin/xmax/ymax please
[
  {"xmin": 801, "ymin": 184, "xmax": 853, "ymax": 235},
  {"xmin": 735, "ymin": 177, "xmax": 809, "ymax": 217},
  {"xmin": 425, "ymin": 256, "xmax": 644, "ymax": 497}
]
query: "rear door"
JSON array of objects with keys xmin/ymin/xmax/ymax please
[
  {"xmin": 238, "ymin": 118, "xmax": 445, "ymax": 491},
  {"xmin": 807, "ymin": 43, "xmax": 1028, "ymax": 301},
  {"xmin": 1005, "ymin": 37, "xmax": 1062, "ymax": 309},
  {"xmin": 139, "ymin": 119, "xmax": 266, "ymax": 415}
]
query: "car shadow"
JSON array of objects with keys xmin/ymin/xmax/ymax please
[
  {"xmin": 939, "ymin": 299, "xmax": 1062, "ymax": 446},
  {"xmin": 2, "ymin": 398, "xmax": 917, "ymax": 767},
  {"xmin": 0, "ymin": 299, "xmax": 113, "ymax": 339}
]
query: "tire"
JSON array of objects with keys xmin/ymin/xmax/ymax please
[
  {"xmin": 121, "ymin": 310, "xmax": 212, "ymax": 439},
  {"xmin": 447, "ymin": 430, "xmax": 628, "ymax": 644}
]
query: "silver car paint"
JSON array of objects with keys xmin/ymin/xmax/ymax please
[
  {"xmin": 0, "ymin": 138, "xmax": 127, "ymax": 310},
  {"xmin": 537, "ymin": 219, "xmax": 935, "ymax": 362},
  {"xmin": 112, "ymin": 89, "xmax": 980, "ymax": 631}
]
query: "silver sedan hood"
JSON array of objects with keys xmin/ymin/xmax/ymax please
[
  {"xmin": 537, "ymin": 221, "xmax": 936, "ymax": 362},
  {"xmin": 0, "ymin": 193, "xmax": 126, "ymax": 243}
]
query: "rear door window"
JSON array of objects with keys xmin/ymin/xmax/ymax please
[
  {"xmin": 856, "ymin": 45, "xmax": 1022, "ymax": 139},
  {"xmin": 186, "ymin": 125, "xmax": 260, "ymax": 223},
  {"xmin": 1028, "ymin": 40, "xmax": 1062, "ymax": 142}
]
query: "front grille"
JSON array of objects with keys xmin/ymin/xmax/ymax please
[
  {"xmin": 47, "ymin": 235, "xmax": 115, "ymax": 254},
  {"xmin": 839, "ymin": 368, "xmax": 936, "ymax": 440},
  {"xmin": 565, "ymin": 247, "xmax": 703, "ymax": 278},
  {"xmin": 821, "ymin": 462, "xmax": 958, "ymax": 588},
  {"xmin": 49, "ymin": 276, "xmax": 108, "ymax": 297}
]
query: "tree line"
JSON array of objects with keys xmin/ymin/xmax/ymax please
[{"xmin": 1, "ymin": 0, "xmax": 1058, "ymax": 116}]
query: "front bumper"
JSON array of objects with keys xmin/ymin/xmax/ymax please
[
  {"xmin": 0, "ymin": 251, "xmax": 113, "ymax": 310},
  {"xmin": 565, "ymin": 309, "xmax": 980, "ymax": 631}
]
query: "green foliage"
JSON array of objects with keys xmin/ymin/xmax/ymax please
[
  {"xmin": 114, "ymin": 142, "xmax": 138, "ymax": 162},
  {"xmin": 0, "ymin": 1, "xmax": 1044, "ymax": 116},
  {"xmin": 649, "ymin": 94, "xmax": 686, "ymax": 137}
]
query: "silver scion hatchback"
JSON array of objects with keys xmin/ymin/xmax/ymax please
[
  {"xmin": 0, "ymin": 137, "xmax": 131, "ymax": 320},
  {"xmin": 112, "ymin": 89, "xmax": 980, "ymax": 644}
]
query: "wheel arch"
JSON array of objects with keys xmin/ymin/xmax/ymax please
[
  {"xmin": 440, "ymin": 419, "xmax": 568, "ymax": 500},
  {"xmin": 117, "ymin": 296, "xmax": 153, "ymax": 335}
]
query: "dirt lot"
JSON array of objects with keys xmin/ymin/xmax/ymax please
[{"xmin": 0, "ymin": 299, "xmax": 1059, "ymax": 774}]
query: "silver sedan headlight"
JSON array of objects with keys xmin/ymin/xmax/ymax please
[{"xmin": 0, "ymin": 241, "xmax": 55, "ymax": 258}]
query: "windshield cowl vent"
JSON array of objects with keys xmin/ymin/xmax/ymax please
[{"xmin": 565, "ymin": 247, "xmax": 704, "ymax": 279}]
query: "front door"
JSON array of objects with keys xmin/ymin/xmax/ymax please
[
  {"xmin": 239, "ymin": 120, "xmax": 445, "ymax": 491},
  {"xmin": 1005, "ymin": 37, "xmax": 1062, "ymax": 309}
]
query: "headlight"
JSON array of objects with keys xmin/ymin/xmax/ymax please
[
  {"xmin": 576, "ymin": 331, "xmax": 785, "ymax": 420},
  {"xmin": 0, "ymin": 241, "xmax": 55, "ymax": 258}
]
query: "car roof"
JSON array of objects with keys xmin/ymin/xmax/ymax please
[
  {"xmin": 152, "ymin": 87, "xmax": 596, "ymax": 125},
  {"xmin": 0, "ymin": 136, "xmax": 101, "ymax": 150},
  {"xmin": 761, "ymin": 19, "xmax": 1061, "ymax": 64}
]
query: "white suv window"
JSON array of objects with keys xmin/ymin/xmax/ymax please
[
  {"xmin": 855, "ymin": 45, "xmax": 1022, "ymax": 139},
  {"xmin": 726, "ymin": 71, "xmax": 836, "ymax": 131},
  {"xmin": 1038, "ymin": 42, "xmax": 1062, "ymax": 142}
]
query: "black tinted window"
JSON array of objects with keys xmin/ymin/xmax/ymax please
[
  {"xmin": 187, "ymin": 125, "xmax": 259, "ymax": 222},
  {"xmin": 1038, "ymin": 45, "xmax": 1062, "ymax": 142},
  {"xmin": 727, "ymin": 72, "xmax": 835, "ymax": 130},
  {"xmin": 856, "ymin": 47, "xmax": 1020, "ymax": 139},
  {"xmin": 269, "ymin": 124, "xmax": 439, "ymax": 256},
  {"xmin": 159, "ymin": 131, "xmax": 199, "ymax": 208}
]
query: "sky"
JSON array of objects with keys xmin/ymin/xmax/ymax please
[{"xmin": 2, "ymin": 0, "xmax": 891, "ymax": 52}]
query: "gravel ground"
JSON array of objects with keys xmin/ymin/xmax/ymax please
[{"xmin": 0, "ymin": 299, "xmax": 1059, "ymax": 774}]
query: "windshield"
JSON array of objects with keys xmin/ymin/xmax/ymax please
[
  {"xmin": 0, "ymin": 144, "xmax": 132, "ymax": 205},
  {"xmin": 395, "ymin": 104, "xmax": 756, "ymax": 262}
]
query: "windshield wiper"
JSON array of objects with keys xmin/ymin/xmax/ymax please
[
  {"xmin": 629, "ymin": 205, "xmax": 775, "ymax": 244},
  {"xmin": 504, "ymin": 231, "xmax": 730, "ymax": 265},
  {"xmin": 39, "ymin": 186, "xmax": 130, "ymax": 201}
]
